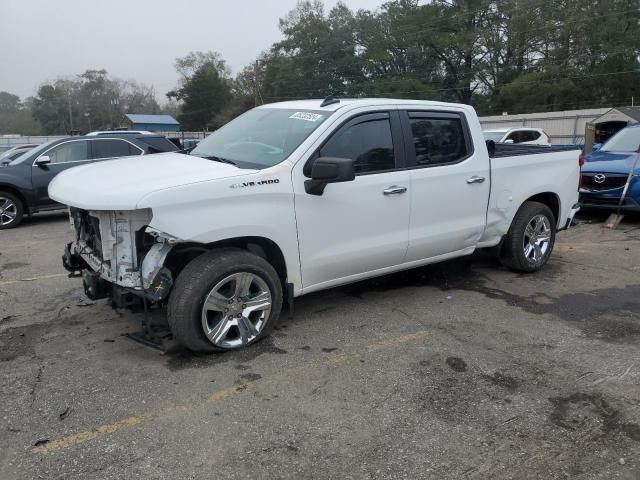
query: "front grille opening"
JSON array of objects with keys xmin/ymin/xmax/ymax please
[{"xmin": 581, "ymin": 173, "xmax": 628, "ymax": 191}]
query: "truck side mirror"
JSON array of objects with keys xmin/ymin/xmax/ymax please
[
  {"xmin": 35, "ymin": 155, "xmax": 51, "ymax": 165},
  {"xmin": 304, "ymin": 157, "xmax": 355, "ymax": 196},
  {"xmin": 504, "ymin": 139, "xmax": 514, "ymax": 144}
]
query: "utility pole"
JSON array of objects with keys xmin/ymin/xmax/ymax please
[
  {"xmin": 110, "ymin": 98, "xmax": 120, "ymax": 129},
  {"xmin": 67, "ymin": 95, "xmax": 74, "ymax": 132},
  {"xmin": 254, "ymin": 60, "xmax": 259, "ymax": 107}
]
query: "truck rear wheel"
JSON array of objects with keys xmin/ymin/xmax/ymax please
[
  {"xmin": 0, "ymin": 191, "xmax": 24, "ymax": 229},
  {"xmin": 167, "ymin": 248, "xmax": 283, "ymax": 353},
  {"xmin": 500, "ymin": 201, "xmax": 556, "ymax": 273}
]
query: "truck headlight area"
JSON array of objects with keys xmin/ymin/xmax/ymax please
[{"xmin": 64, "ymin": 208, "xmax": 175, "ymax": 303}]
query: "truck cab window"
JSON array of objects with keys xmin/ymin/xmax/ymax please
[
  {"xmin": 320, "ymin": 118, "xmax": 395, "ymax": 174},
  {"xmin": 409, "ymin": 116, "xmax": 468, "ymax": 166}
]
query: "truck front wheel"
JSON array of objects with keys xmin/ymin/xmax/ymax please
[
  {"xmin": 500, "ymin": 201, "xmax": 556, "ymax": 273},
  {"xmin": 167, "ymin": 248, "xmax": 283, "ymax": 352}
]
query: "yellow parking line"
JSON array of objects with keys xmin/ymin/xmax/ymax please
[
  {"xmin": 32, "ymin": 330, "xmax": 428, "ymax": 454},
  {"xmin": 0, "ymin": 273, "xmax": 68, "ymax": 286}
]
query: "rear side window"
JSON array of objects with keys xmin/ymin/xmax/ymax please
[
  {"xmin": 522, "ymin": 130, "xmax": 541, "ymax": 142},
  {"xmin": 408, "ymin": 114, "xmax": 469, "ymax": 166},
  {"xmin": 320, "ymin": 117, "xmax": 395, "ymax": 174},
  {"xmin": 92, "ymin": 139, "xmax": 140, "ymax": 159},
  {"xmin": 136, "ymin": 136, "xmax": 179, "ymax": 153}
]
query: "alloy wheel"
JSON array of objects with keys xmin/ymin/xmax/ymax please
[
  {"xmin": 201, "ymin": 272, "xmax": 272, "ymax": 348},
  {"xmin": 522, "ymin": 214, "xmax": 552, "ymax": 265},
  {"xmin": 0, "ymin": 196, "xmax": 18, "ymax": 226}
]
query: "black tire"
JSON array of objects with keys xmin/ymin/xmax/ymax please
[
  {"xmin": 0, "ymin": 191, "xmax": 24, "ymax": 230},
  {"xmin": 167, "ymin": 248, "xmax": 283, "ymax": 353},
  {"xmin": 500, "ymin": 201, "xmax": 556, "ymax": 273}
]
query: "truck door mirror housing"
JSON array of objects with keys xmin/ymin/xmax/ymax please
[
  {"xmin": 305, "ymin": 157, "xmax": 355, "ymax": 196},
  {"xmin": 35, "ymin": 155, "xmax": 51, "ymax": 165},
  {"xmin": 503, "ymin": 138, "xmax": 514, "ymax": 144}
]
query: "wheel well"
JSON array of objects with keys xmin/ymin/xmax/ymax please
[
  {"xmin": 165, "ymin": 236, "xmax": 288, "ymax": 286},
  {"xmin": 0, "ymin": 185, "xmax": 28, "ymax": 211},
  {"xmin": 524, "ymin": 192, "xmax": 560, "ymax": 223}
]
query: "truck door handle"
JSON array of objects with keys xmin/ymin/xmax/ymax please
[
  {"xmin": 466, "ymin": 176, "xmax": 485, "ymax": 184},
  {"xmin": 383, "ymin": 186, "xmax": 407, "ymax": 195}
]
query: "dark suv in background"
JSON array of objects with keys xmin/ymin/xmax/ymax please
[{"xmin": 0, "ymin": 133, "xmax": 178, "ymax": 229}]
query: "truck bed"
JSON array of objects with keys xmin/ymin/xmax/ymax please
[
  {"xmin": 478, "ymin": 144, "xmax": 581, "ymax": 247},
  {"xmin": 489, "ymin": 142, "xmax": 580, "ymax": 158}
]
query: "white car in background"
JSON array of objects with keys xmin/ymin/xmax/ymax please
[{"xmin": 483, "ymin": 128, "xmax": 552, "ymax": 146}]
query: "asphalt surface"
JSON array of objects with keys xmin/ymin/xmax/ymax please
[{"xmin": 1, "ymin": 210, "xmax": 639, "ymax": 479}]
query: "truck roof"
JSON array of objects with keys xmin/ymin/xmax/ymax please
[{"xmin": 258, "ymin": 98, "xmax": 473, "ymax": 113}]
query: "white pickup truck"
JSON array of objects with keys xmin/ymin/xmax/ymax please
[{"xmin": 50, "ymin": 98, "xmax": 580, "ymax": 352}]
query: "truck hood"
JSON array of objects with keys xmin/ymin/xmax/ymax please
[
  {"xmin": 582, "ymin": 153, "xmax": 640, "ymax": 175},
  {"xmin": 49, "ymin": 152, "xmax": 258, "ymax": 210}
]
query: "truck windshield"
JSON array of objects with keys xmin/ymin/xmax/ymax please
[
  {"xmin": 190, "ymin": 108, "xmax": 329, "ymax": 169},
  {"xmin": 600, "ymin": 127, "xmax": 640, "ymax": 153}
]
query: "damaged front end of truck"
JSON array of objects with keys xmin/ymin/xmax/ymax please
[{"xmin": 63, "ymin": 208, "xmax": 177, "ymax": 309}]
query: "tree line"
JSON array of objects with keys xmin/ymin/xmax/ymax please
[
  {"xmin": 2, "ymin": 0, "xmax": 639, "ymax": 135},
  {"xmin": 0, "ymin": 69, "xmax": 164, "ymax": 135}
]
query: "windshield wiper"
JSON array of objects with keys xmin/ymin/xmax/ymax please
[{"xmin": 196, "ymin": 154, "xmax": 237, "ymax": 166}]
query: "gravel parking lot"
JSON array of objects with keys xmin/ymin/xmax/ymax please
[{"xmin": 1, "ymin": 211, "xmax": 640, "ymax": 479}]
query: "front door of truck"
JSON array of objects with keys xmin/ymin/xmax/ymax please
[
  {"xmin": 400, "ymin": 110, "xmax": 490, "ymax": 261},
  {"xmin": 293, "ymin": 111, "xmax": 411, "ymax": 291}
]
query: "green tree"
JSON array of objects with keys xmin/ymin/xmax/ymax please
[
  {"xmin": 31, "ymin": 70, "xmax": 161, "ymax": 134},
  {"xmin": 168, "ymin": 51, "xmax": 232, "ymax": 130},
  {"xmin": 0, "ymin": 92, "xmax": 41, "ymax": 135}
]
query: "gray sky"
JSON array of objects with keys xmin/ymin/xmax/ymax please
[{"xmin": 0, "ymin": 0, "xmax": 382, "ymax": 102}]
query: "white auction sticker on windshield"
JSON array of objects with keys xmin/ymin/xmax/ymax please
[{"xmin": 289, "ymin": 112, "xmax": 323, "ymax": 122}]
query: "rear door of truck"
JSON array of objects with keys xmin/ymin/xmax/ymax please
[{"xmin": 399, "ymin": 109, "xmax": 491, "ymax": 261}]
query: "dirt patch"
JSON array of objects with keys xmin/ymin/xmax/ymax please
[
  {"xmin": 0, "ymin": 323, "xmax": 46, "ymax": 362},
  {"xmin": 451, "ymin": 268, "xmax": 640, "ymax": 343},
  {"xmin": 1, "ymin": 262, "xmax": 29, "ymax": 270},
  {"xmin": 482, "ymin": 371, "xmax": 520, "ymax": 391},
  {"xmin": 331, "ymin": 255, "xmax": 640, "ymax": 344},
  {"xmin": 238, "ymin": 373, "xmax": 262, "ymax": 382},
  {"xmin": 549, "ymin": 392, "xmax": 640, "ymax": 442},
  {"xmin": 445, "ymin": 356, "xmax": 467, "ymax": 372}
]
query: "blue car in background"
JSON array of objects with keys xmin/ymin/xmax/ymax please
[{"xmin": 580, "ymin": 123, "xmax": 640, "ymax": 211}]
